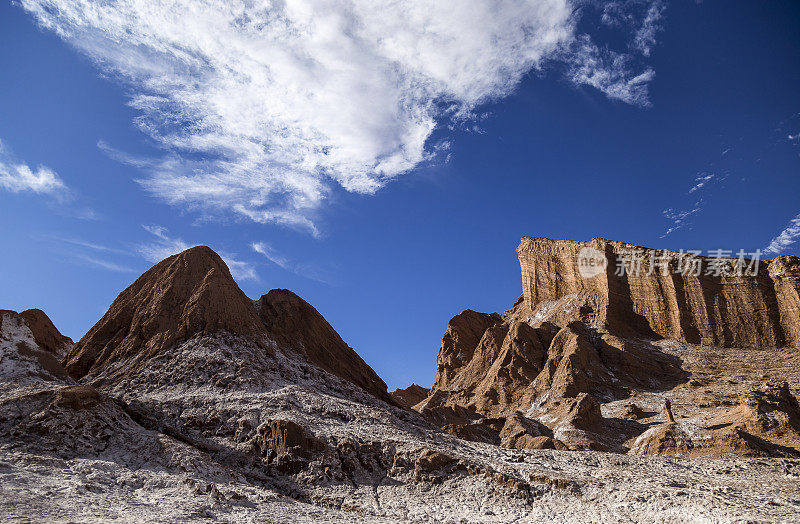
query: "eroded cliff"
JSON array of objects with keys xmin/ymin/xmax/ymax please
[
  {"xmin": 517, "ymin": 237, "xmax": 800, "ymax": 347},
  {"xmin": 410, "ymin": 237, "xmax": 800, "ymax": 458}
]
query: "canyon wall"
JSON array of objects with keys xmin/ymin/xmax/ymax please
[{"xmin": 517, "ymin": 237, "xmax": 800, "ymax": 347}]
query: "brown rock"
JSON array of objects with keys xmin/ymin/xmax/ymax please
[
  {"xmin": 441, "ymin": 421, "xmax": 501, "ymax": 445},
  {"xmin": 253, "ymin": 419, "xmax": 325, "ymax": 459},
  {"xmin": 664, "ymin": 399, "xmax": 675, "ymax": 423},
  {"xmin": 0, "ymin": 310, "xmax": 71, "ymax": 381},
  {"xmin": 533, "ymin": 322, "xmax": 619, "ymax": 401},
  {"xmin": 432, "ymin": 310, "xmax": 503, "ymax": 390},
  {"xmin": 628, "ymin": 423, "xmax": 693, "ymax": 456},
  {"xmin": 517, "ymin": 237, "xmax": 800, "ymax": 348},
  {"xmin": 514, "ymin": 435, "xmax": 569, "ymax": 451},
  {"xmin": 414, "ymin": 448, "xmax": 456, "ymax": 474},
  {"xmin": 255, "ymin": 289, "xmax": 389, "ymax": 401},
  {"xmin": 629, "ymin": 423, "xmax": 798, "ymax": 458},
  {"xmin": 545, "ymin": 393, "xmax": 604, "ymax": 431},
  {"xmin": 52, "ymin": 385, "xmax": 102, "ymax": 410},
  {"xmin": 710, "ymin": 382, "xmax": 800, "ymax": 452},
  {"xmin": 613, "ymin": 403, "xmax": 653, "ymax": 421},
  {"xmin": 419, "ymin": 315, "xmax": 557, "ymax": 419},
  {"xmin": 629, "ymin": 384, "xmax": 800, "ymax": 458},
  {"xmin": 18, "ymin": 309, "xmax": 73, "ymax": 357},
  {"xmin": 63, "ymin": 246, "xmax": 269, "ymax": 380},
  {"xmin": 498, "ymin": 412, "xmax": 551, "ymax": 449},
  {"xmin": 413, "ymin": 390, "xmax": 478, "ymax": 428},
  {"xmin": 390, "ymin": 383, "xmax": 429, "ymax": 409}
]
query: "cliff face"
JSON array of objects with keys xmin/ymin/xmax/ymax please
[
  {"xmin": 517, "ymin": 237, "xmax": 800, "ymax": 348},
  {"xmin": 411, "ymin": 236, "xmax": 800, "ymax": 457}
]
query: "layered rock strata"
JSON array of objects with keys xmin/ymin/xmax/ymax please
[
  {"xmin": 517, "ymin": 236, "xmax": 800, "ymax": 347},
  {"xmin": 409, "ymin": 237, "xmax": 800, "ymax": 457}
]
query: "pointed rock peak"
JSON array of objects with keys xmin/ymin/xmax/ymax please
[
  {"xmin": 255, "ymin": 289, "xmax": 390, "ymax": 402},
  {"xmin": 64, "ymin": 245, "xmax": 268, "ymax": 380},
  {"xmin": 390, "ymin": 384, "xmax": 430, "ymax": 409},
  {"xmin": 19, "ymin": 308, "xmax": 73, "ymax": 358},
  {"xmin": 433, "ymin": 309, "xmax": 504, "ymax": 391},
  {"xmin": 0, "ymin": 309, "xmax": 71, "ymax": 386}
]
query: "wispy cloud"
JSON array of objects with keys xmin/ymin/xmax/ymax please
[
  {"xmin": 137, "ymin": 225, "xmax": 191, "ymax": 263},
  {"xmin": 564, "ymin": 35, "xmax": 655, "ymax": 107},
  {"xmin": 661, "ymin": 204, "xmax": 701, "ymax": 238},
  {"xmin": 599, "ymin": 0, "xmax": 667, "ymax": 57},
  {"xmin": 688, "ymin": 172, "xmax": 722, "ymax": 194},
  {"xmin": 661, "ymin": 165, "xmax": 732, "ymax": 238},
  {"xmin": 633, "ymin": 0, "xmax": 666, "ymax": 57},
  {"xmin": 139, "ymin": 225, "xmax": 257, "ymax": 281},
  {"xmin": 53, "ymin": 236, "xmax": 131, "ymax": 255},
  {"xmin": 251, "ymin": 242, "xmax": 291, "ymax": 270},
  {"xmin": 20, "ymin": 0, "xmax": 662, "ymax": 232},
  {"xmin": 73, "ymin": 254, "xmax": 137, "ymax": 273},
  {"xmin": 44, "ymin": 235, "xmax": 136, "ymax": 273},
  {"xmin": 0, "ymin": 139, "xmax": 67, "ymax": 198},
  {"xmin": 764, "ymin": 214, "xmax": 800, "ymax": 255},
  {"xmin": 251, "ymin": 241, "xmax": 332, "ymax": 284}
]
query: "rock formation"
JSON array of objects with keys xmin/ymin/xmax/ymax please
[
  {"xmin": 63, "ymin": 246, "xmax": 388, "ymax": 400},
  {"xmin": 0, "ymin": 309, "xmax": 71, "ymax": 388},
  {"xmin": 3, "ymin": 241, "xmax": 800, "ymax": 522},
  {"xmin": 517, "ymin": 236, "xmax": 800, "ymax": 347},
  {"xmin": 407, "ymin": 236, "xmax": 800, "ymax": 459},
  {"xmin": 18, "ymin": 308, "xmax": 73, "ymax": 357},
  {"xmin": 63, "ymin": 246, "xmax": 269, "ymax": 380},
  {"xmin": 255, "ymin": 289, "xmax": 389, "ymax": 401},
  {"xmin": 390, "ymin": 383, "xmax": 429, "ymax": 409}
]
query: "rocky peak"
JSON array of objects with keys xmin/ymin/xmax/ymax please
[
  {"xmin": 254, "ymin": 289, "xmax": 390, "ymax": 402},
  {"xmin": 433, "ymin": 309, "xmax": 503, "ymax": 390},
  {"xmin": 63, "ymin": 245, "xmax": 269, "ymax": 380},
  {"xmin": 18, "ymin": 308, "xmax": 73, "ymax": 358},
  {"xmin": 390, "ymin": 383, "xmax": 429, "ymax": 409},
  {"xmin": 0, "ymin": 309, "xmax": 72, "ymax": 389}
]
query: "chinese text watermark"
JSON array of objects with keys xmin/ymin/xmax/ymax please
[{"xmin": 576, "ymin": 248, "xmax": 762, "ymax": 278}]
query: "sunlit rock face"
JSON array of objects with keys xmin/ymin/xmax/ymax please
[
  {"xmin": 410, "ymin": 237, "xmax": 800, "ymax": 459},
  {"xmin": 517, "ymin": 236, "xmax": 800, "ymax": 348}
]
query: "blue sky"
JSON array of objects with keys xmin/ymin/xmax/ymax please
[{"xmin": 1, "ymin": 0, "xmax": 798, "ymax": 390}]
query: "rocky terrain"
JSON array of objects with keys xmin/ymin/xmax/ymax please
[
  {"xmin": 1, "ymin": 239, "xmax": 799, "ymax": 522},
  {"xmin": 412, "ymin": 238, "xmax": 800, "ymax": 459}
]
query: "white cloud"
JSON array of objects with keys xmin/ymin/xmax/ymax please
[
  {"xmin": 599, "ymin": 0, "xmax": 666, "ymax": 57},
  {"xmin": 0, "ymin": 140, "xmax": 67, "ymax": 198},
  {"xmin": 138, "ymin": 225, "xmax": 191, "ymax": 262},
  {"xmin": 53, "ymin": 237, "xmax": 130, "ymax": 255},
  {"xmin": 661, "ymin": 169, "xmax": 730, "ymax": 237},
  {"xmin": 75, "ymin": 254, "xmax": 137, "ymax": 273},
  {"xmin": 21, "ymin": 0, "xmax": 661, "ymax": 230},
  {"xmin": 633, "ymin": 0, "xmax": 666, "ymax": 57},
  {"xmin": 660, "ymin": 204, "xmax": 701, "ymax": 238},
  {"xmin": 139, "ymin": 225, "xmax": 257, "ymax": 281},
  {"xmin": 251, "ymin": 240, "xmax": 332, "ymax": 283},
  {"xmin": 688, "ymin": 172, "xmax": 716, "ymax": 193},
  {"xmin": 764, "ymin": 214, "xmax": 800, "ymax": 255},
  {"xmin": 251, "ymin": 242, "xmax": 291, "ymax": 270},
  {"xmin": 564, "ymin": 35, "xmax": 655, "ymax": 107}
]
